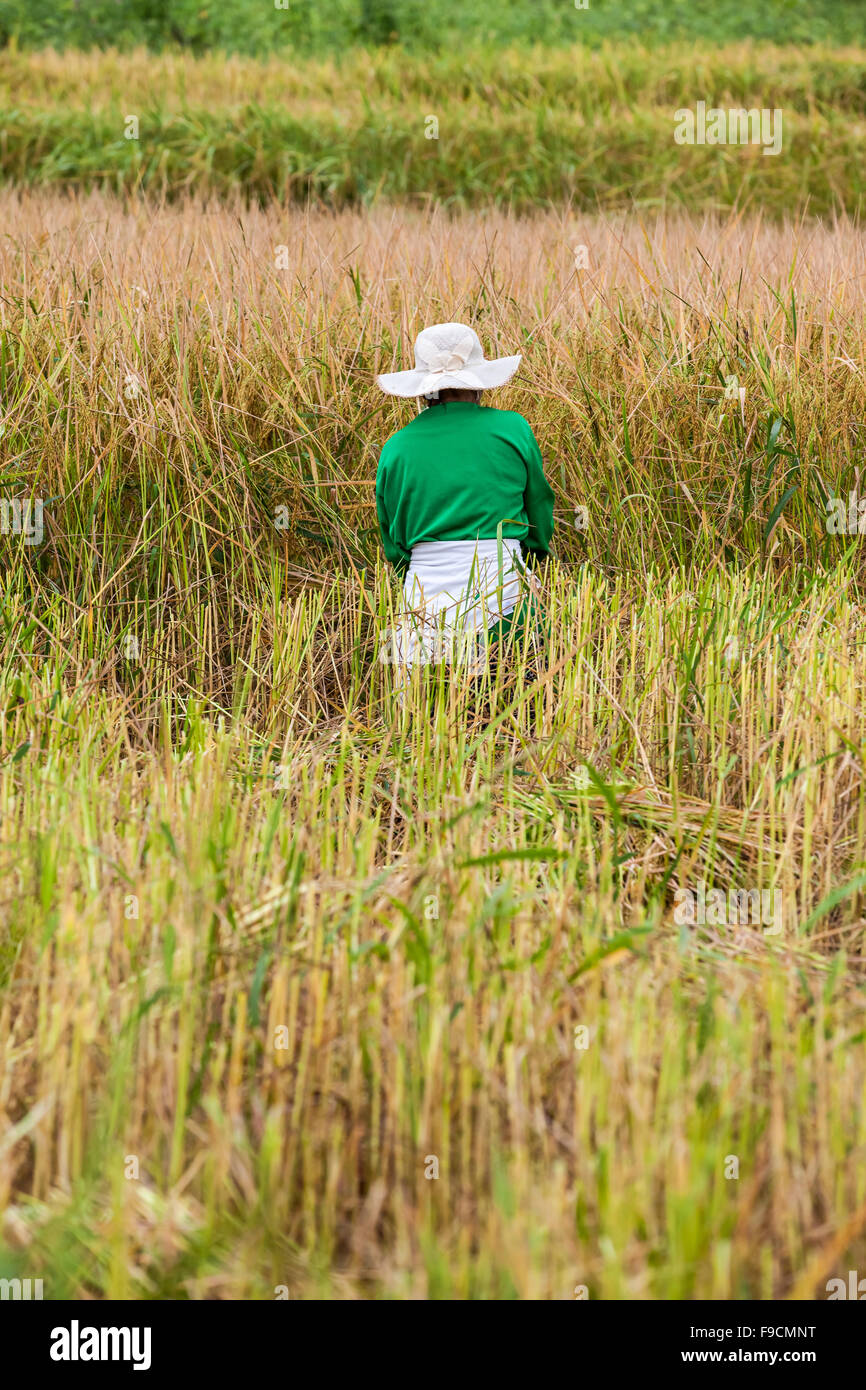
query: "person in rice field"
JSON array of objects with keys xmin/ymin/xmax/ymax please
[{"xmin": 375, "ymin": 322, "xmax": 555, "ymax": 678}]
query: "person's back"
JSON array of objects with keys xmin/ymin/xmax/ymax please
[
  {"xmin": 374, "ymin": 321, "xmax": 554, "ymax": 673},
  {"xmin": 376, "ymin": 400, "xmax": 553, "ymax": 575}
]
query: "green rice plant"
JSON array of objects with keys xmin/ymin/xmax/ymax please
[
  {"xmin": 2, "ymin": 555, "xmax": 866, "ymax": 1297},
  {"xmin": 1, "ymin": 196, "xmax": 866, "ymax": 1299},
  {"xmin": 1, "ymin": 43, "xmax": 865, "ymax": 210}
]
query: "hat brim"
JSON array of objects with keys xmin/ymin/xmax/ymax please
[{"xmin": 376, "ymin": 354, "xmax": 522, "ymax": 398}]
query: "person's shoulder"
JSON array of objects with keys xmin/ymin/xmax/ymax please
[
  {"xmin": 482, "ymin": 405, "xmax": 530, "ymax": 426},
  {"xmin": 378, "ymin": 416, "xmax": 419, "ymax": 463},
  {"xmin": 482, "ymin": 406, "xmax": 535, "ymax": 438}
]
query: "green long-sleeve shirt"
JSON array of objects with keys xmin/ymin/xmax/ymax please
[{"xmin": 375, "ymin": 401, "xmax": 555, "ymax": 576}]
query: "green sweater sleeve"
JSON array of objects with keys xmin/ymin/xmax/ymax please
[
  {"xmin": 375, "ymin": 457, "xmax": 411, "ymax": 575},
  {"xmin": 521, "ymin": 421, "xmax": 555, "ymax": 556}
]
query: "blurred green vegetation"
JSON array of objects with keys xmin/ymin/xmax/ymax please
[
  {"xmin": 2, "ymin": 43, "xmax": 864, "ymax": 212},
  {"xmin": 1, "ymin": 0, "xmax": 865, "ymax": 55}
]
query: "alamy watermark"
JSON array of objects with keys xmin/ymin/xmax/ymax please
[
  {"xmin": 378, "ymin": 625, "xmax": 487, "ymax": 668},
  {"xmin": 0, "ymin": 1277, "xmax": 43, "ymax": 1299},
  {"xmin": 0, "ymin": 497, "xmax": 43, "ymax": 546},
  {"xmin": 825, "ymin": 491, "xmax": 866, "ymax": 534},
  {"xmin": 826, "ymin": 1271, "xmax": 866, "ymax": 1299},
  {"xmin": 49, "ymin": 1321, "xmax": 151, "ymax": 1370},
  {"xmin": 674, "ymin": 881, "xmax": 783, "ymax": 935},
  {"xmin": 674, "ymin": 102, "xmax": 783, "ymax": 157}
]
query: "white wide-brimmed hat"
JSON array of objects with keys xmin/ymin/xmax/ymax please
[{"xmin": 376, "ymin": 322, "xmax": 522, "ymax": 398}]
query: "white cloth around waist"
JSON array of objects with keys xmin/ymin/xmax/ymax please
[{"xmin": 395, "ymin": 537, "xmax": 524, "ymax": 668}]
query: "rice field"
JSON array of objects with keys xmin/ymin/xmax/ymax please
[
  {"xmin": 1, "ymin": 191, "xmax": 865, "ymax": 1298},
  {"xmin": 2, "ymin": 44, "xmax": 865, "ymax": 209}
]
